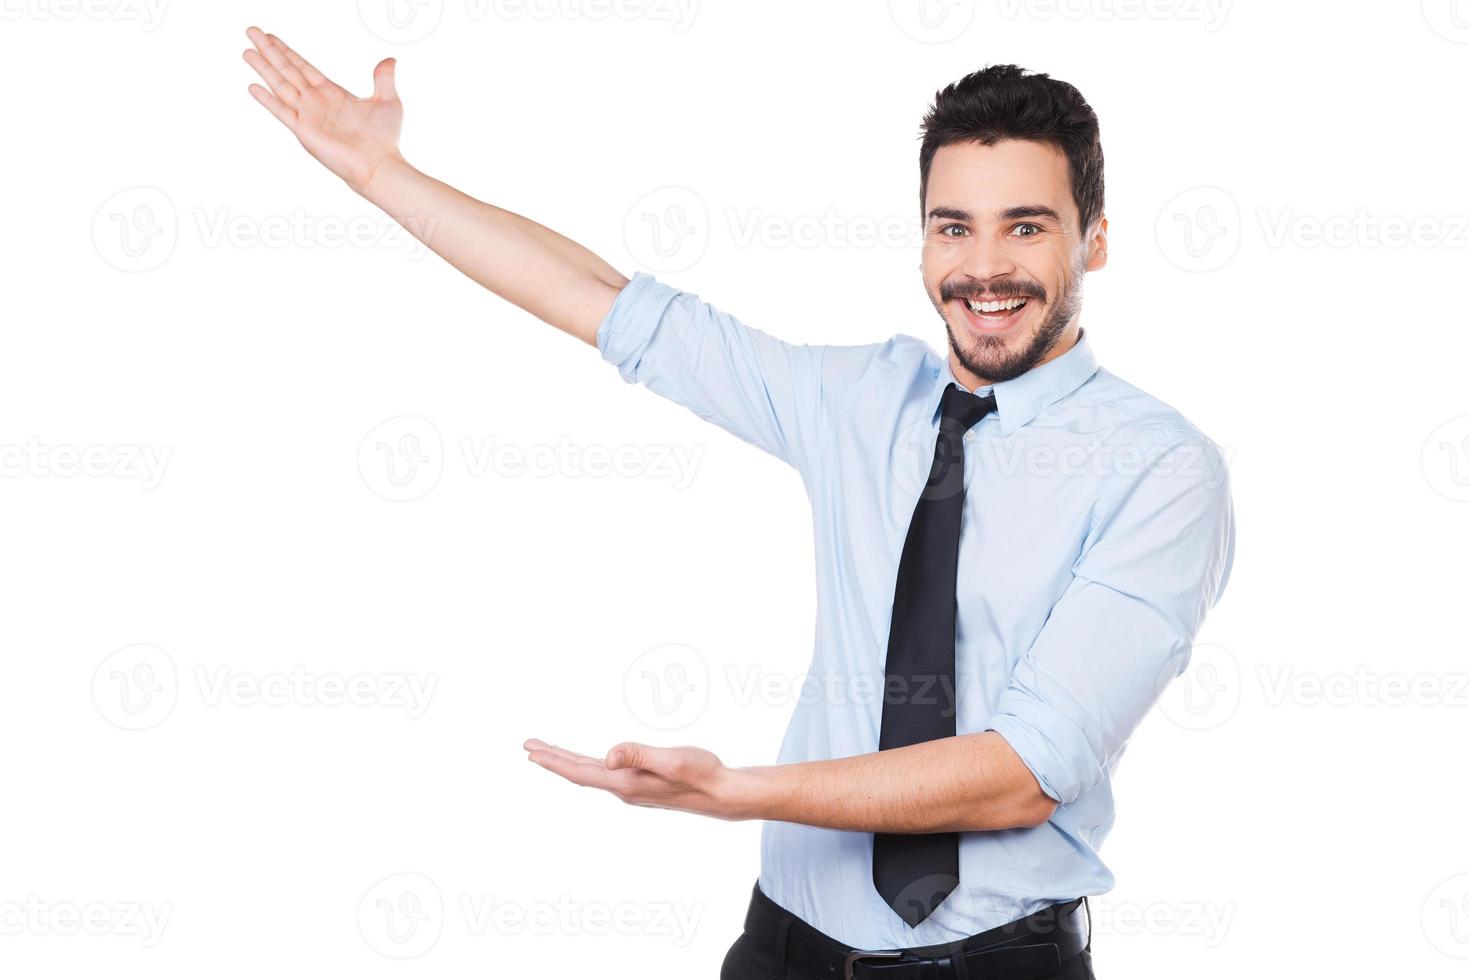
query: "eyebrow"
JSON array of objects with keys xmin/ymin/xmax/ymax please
[{"xmin": 926, "ymin": 204, "xmax": 1064, "ymax": 225}]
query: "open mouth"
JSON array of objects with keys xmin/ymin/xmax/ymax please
[{"xmin": 956, "ymin": 295, "xmax": 1030, "ymax": 333}]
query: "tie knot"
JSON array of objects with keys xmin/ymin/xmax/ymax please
[{"xmin": 940, "ymin": 382, "xmax": 998, "ymax": 433}]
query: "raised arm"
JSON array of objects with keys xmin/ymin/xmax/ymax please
[{"xmin": 242, "ymin": 26, "xmax": 624, "ymax": 344}]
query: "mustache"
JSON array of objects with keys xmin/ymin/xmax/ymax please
[{"xmin": 942, "ymin": 278, "xmax": 1047, "ymax": 304}]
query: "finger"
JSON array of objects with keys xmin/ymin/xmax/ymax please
[
  {"xmin": 249, "ymin": 83, "xmax": 298, "ymax": 130},
  {"xmin": 268, "ymin": 32, "xmax": 329, "ymax": 89},
  {"xmin": 249, "ymin": 28, "xmax": 310, "ymax": 96},
  {"xmin": 524, "ymin": 739, "xmax": 602, "ymax": 766},
  {"xmin": 528, "ymin": 749, "xmax": 625, "ymax": 791},
  {"xmin": 372, "ymin": 57, "xmax": 398, "ymax": 101},
  {"xmin": 607, "ymin": 741, "xmax": 666, "ymax": 771},
  {"xmin": 243, "ymin": 48, "xmax": 300, "ymax": 105}
]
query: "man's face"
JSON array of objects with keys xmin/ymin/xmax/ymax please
[{"xmin": 921, "ymin": 139, "xmax": 1107, "ymax": 385}]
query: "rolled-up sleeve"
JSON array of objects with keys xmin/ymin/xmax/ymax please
[
  {"xmin": 596, "ymin": 272, "xmax": 835, "ymax": 477},
  {"xmin": 986, "ymin": 433, "xmax": 1236, "ymax": 806}
]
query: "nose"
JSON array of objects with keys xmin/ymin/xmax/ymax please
[{"xmin": 959, "ymin": 233, "xmax": 1018, "ymax": 285}]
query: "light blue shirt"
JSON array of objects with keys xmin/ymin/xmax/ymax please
[{"xmin": 596, "ymin": 272, "xmax": 1236, "ymax": 950}]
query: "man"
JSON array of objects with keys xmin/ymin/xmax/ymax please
[{"xmin": 244, "ymin": 31, "xmax": 1234, "ymax": 979}]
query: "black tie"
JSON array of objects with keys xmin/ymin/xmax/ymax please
[{"xmin": 872, "ymin": 382, "xmax": 998, "ymax": 927}]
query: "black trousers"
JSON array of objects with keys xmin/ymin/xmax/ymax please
[{"xmin": 720, "ymin": 884, "xmax": 1097, "ymax": 980}]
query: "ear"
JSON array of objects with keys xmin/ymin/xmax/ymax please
[{"xmin": 1084, "ymin": 215, "xmax": 1108, "ymax": 272}]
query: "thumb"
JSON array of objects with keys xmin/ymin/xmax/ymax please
[
  {"xmin": 372, "ymin": 57, "xmax": 397, "ymax": 101},
  {"xmin": 606, "ymin": 742, "xmax": 658, "ymax": 772}
]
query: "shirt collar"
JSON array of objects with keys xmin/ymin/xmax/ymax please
[{"xmin": 929, "ymin": 328, "xmax": 1100, "ymax": 437}]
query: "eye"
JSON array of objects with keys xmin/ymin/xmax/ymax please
[
  {"xmin": 1013, "ymin": 223, "xmax": 1042, "ymax": 238},
  {"xmin": 938, "ymin": 224, "xmax": 969, "ymax": 238}
]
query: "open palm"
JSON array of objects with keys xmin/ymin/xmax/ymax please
[{"xmin": 243, "ymin": 27, "xmax": 404, "ymax": 192}]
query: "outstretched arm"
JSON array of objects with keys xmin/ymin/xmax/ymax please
[
  {"xmin": 243, "ymin": 26, "xmax": 625, "ymax": 344},
  {"xmin": 522, "ymin": 734, "xmax": 1056, "ymax": 833}
]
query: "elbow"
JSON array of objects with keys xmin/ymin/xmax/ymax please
[{"xmin": 1016, "ymin": 789, "xmax": 1058, "ymax": 828}]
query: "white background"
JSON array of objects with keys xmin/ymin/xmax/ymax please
[{"xmin": 3, "ymin": 1, "xmax": 1468, "ymax": 977}]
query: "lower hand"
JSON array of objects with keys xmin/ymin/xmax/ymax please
[{"xmin": 523, "ymin": 738, "xmax": 757, "ymax": 821}]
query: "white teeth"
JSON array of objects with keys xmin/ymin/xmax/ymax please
[{"xmin": 965, "ymin": 297, "xmax": 1027, "ymax": 314}]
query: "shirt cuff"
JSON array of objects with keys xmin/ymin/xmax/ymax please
[
  {"xmin": 596, "ymin": 271, "xmax": 683, "ymax": 383},
  {"xmin": 986, "ymin": 689, "xmax": 1104, "ymax": 807}
]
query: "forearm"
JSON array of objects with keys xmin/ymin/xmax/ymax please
[
  {"xmin": 358, "ymin": 155, "xmax": 626, "ymax": 345},
  {"xmin": 731, "ymin": 732, "xmax": 1056, "ymax": 833}
]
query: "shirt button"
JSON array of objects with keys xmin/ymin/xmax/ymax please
[{"xmin": 964, "ymin": 432, "xmax": 974, "ymax": 443}]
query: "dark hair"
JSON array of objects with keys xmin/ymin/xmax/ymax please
[{"xmin": 918, "ymin": 64, "xmax": 1104, "ymax": 232}]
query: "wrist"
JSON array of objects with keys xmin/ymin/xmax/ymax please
[
  {"xmin": 718, "ymin": 764, "xmax": 786, "ymax": 822},
  {"xmin": 352, "ymin": 150, "xmax": 413, "ymax": 202}
]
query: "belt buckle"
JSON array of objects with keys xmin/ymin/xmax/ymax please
[{"xmin": 843, "ymin": 949, "xmax": 903, "ymax": 980}]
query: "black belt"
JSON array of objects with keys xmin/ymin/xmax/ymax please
[{"xmin": 741, "ymin": 882, "xmax": 1090, "ymax": 980}]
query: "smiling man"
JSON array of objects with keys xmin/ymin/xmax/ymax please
[{"xmin": 245, "ymin": 36, "xmax": 1234, "ymax": 979}]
